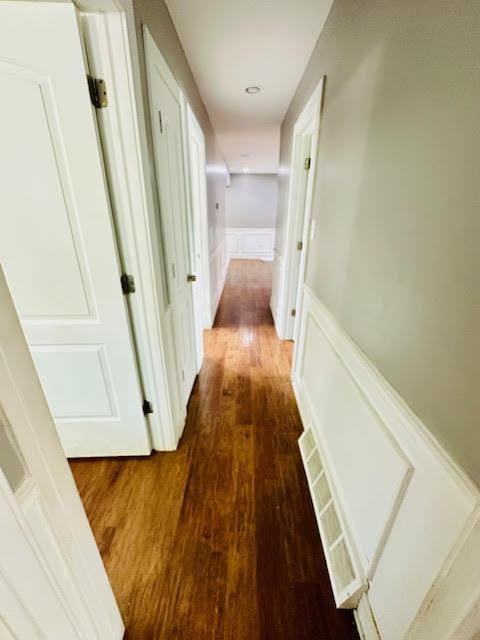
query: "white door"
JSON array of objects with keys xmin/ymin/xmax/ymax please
[
  {"xmin": 185, "ymin": 103, "xmax": 212, "ymax": 361},
  {"xmin": 0, "ymin": 2, "xmax": 150, "ymax": 457},
  {"xmin": 144, "ymin": 28, "xmax": 197, "ymax": 407},
  {"xmin": 0, "ymin": 266, "xmax": 123, "ymax": 639}
]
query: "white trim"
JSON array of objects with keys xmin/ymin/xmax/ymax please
[
  {"xmin": 405, "ymin": 509, "xmax": 480, "ymax": 640},
  {"xmin": 354, "ymin": 595, "xmax": 381, "ymax": 640},
  {"xmin": 270, "ymin": 247, "xmax": 284, "ymax": 335},
  {"xmin": 210, "ymin": 240, "xmax": 229, "ymax": 324},
  {"xmin": 226, "ymin": 227, "xmax": 275, "ymax": 261},
  {"xmin": 293, "ymin": 284, "xmax": 480, "ymax": 639},
  {"xmin": 272, "ymin": 77, "xmax": 324, "ymax": 340},
  {"xmin": 80, "ymin": 11, "xmax": 177, "ymax": 450}
]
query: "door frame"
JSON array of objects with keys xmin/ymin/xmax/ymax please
[
  {"xmin": 78, "ymin": 3, "xmax": 179, "ymax": 449},
  {"xmin": 181, "ymin": 98, "xmax": 212, "ymax": 351},
  {"xmin": 273, "ymin": 77, "xmax": 325, "ymax": 341}
]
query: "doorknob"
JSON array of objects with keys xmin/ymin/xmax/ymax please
[{"xmin": 187, "ymin": 274, "xmax": 197, "ymax": 283}]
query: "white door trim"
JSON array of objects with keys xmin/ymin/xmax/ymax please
[
  {"xmin": 273, "ymin": 77, "xmax": 324, "ymax": 341},
  {"xmin": 79, "ymin": 9, "xmax": 178, "ymax": 449}
]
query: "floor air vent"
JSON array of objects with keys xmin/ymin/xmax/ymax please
[{"xmin": 299, "ymin": 426, "xmax": 365, "ymax": 609}]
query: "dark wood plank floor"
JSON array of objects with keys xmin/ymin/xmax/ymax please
[{"xmin": 70, "ymin": 259, "xmax": 358, "ymax": 640}]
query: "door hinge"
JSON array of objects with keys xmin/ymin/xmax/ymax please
[
  {"xmin": 87, "ymin": 75, "xmax": 108, "ymax": 109},
  {"xmin": 143, "ymin": 400, "xmax": 154, "ymax": 415},
  {"xmin": 304, "ymin": 156, "xmax": 311, "ymax": 171},
  {"xmin": 296, "ymin": 240, "xmax": 303, "ymax": 251},
  {"xmin": 291, "ymin": 308, "xmax": 296, "ymax": 317},
  {"xmin": 158, "ymin": 110, "xmax": 163, "ymax": 133},
  {"xmin": 120, "ymin": 273, "xmax": 136, "ymax": 295},
  {"xmin": 187, "ymin": 274, "xmax": 197, "ymax": 283}
]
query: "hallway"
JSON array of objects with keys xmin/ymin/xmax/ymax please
[{"xmin": 70, "ymin": 260, "xmax": 358, "ymax": 639}]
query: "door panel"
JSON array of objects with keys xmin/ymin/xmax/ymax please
[
  {"xmin": 0, "ymin": 265, "xmax": 123, "ymax": 639},
  {"xmin": 186, "ymin": 103, "xmax": 211, "ymax": 358},
  {"xmin": 0, "ymin": 2, "xmax": 150, "ymax": 456},
  {"xmin": 289, "ymin": 134, "xmax": 312, "ymax": 334},
  {"xmin": 144, "ymin": 29, "xmax": 197, "ymax": 410}
]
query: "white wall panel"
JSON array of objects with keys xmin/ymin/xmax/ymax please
[
  {"xmin": 293, "ymin": 285, "xmax": 479, "ymax": 639},
  {"xmin": 226, "ymin": 228, "xmax": 275, "ymax": 261}
]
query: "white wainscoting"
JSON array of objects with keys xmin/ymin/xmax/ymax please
[
  {"xmin": 270, "ymin": 247, "xmax": 284, "ymax": 335},
  {"xmin": 293, "ymin": 285, "xmax": 480, "ymax": 640},
  {"xmin": 209, "ymin": 239, "xmax": 229, "ymax": 325},
  {"xmin": 226, "ymin": 227, "xmax": 275, "ymax": 261}
]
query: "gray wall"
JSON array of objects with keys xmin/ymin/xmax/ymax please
[
  {"xmin": 132, "ymin": 0, "xmax": 227, "ymax": 264},
  {"xmin": 226, "ymin": 174, "xmax": 278, "ymax": 228},
  {"xmin": 277, "ymin": 0, "xmax": 480, "ymax": 485}
]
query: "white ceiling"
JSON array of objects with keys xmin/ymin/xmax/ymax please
[{"xmin": 165, "ymin": 0, "xmax": 333, "ymax": 174}]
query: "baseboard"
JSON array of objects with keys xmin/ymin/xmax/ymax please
[
  {"xmin": 231, "ymin": 255, "xmax": 274, "ymax": 261},
  {"xmin": 354, "ymin": 595, "xmax": 381, "ymax": 640},
  {"xmin": 226, "ymin": 227, "xmax": 275, "ymax": 261},
  {"xmin": 293, "ymin": 285, "xmax": 480, "ymax": 640}
]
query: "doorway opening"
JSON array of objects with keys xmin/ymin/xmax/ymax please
[
  {"xmin": 271, "ymin": 78, "xmax": 325, "ymax": 342},
  {"xmin": 223, "ymin": 171, "xmax": 279, "ymax": 323}
]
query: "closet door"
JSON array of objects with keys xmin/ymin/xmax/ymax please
[
  {"xmin": 0, "ymin": 1, "xmax": 150, "ymax": 456},
  {"xmin": 144, "ymin": 28, "xmax": 198, "ymax": 416}
]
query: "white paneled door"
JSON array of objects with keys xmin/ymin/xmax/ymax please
[
  {"xmin": 0, "ymin": 2, "xmax": 150, "ymax": 456},
  {"xmin": 144, "ymin": 28, "xmax": 198, "ymax": 410},
  {"xmin": 185, "ymin": 103, "xmax": 211, "ymax": 360},
  {"xmin": 0, "ymin": 266, "xmax": 123, "ymax": 639}
]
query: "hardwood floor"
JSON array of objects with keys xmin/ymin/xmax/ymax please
[{"xmin": 70, "ymin": 259, "xmax": 358, "ymax": 640}]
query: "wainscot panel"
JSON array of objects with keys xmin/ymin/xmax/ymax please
[{"xmin": 293, "ymin": 285, "xmax": 479, "ymax": 640}]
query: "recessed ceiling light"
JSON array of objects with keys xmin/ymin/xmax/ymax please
[{"xmin": 245, "ymin": 86, "xmax": 261, "ymax": 95}]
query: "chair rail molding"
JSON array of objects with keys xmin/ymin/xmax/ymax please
[{"xmin": 293, "ymin": 284, "xmax": 480, "ymax": 640}]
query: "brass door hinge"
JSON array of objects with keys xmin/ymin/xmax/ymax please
[
  {"xmin": 304, "ymin": 157, "xmax": 311, "ymax": 171},
  {"xmin": 291, "ymin": 308, "xmax": 296, "ymax": 317}
]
